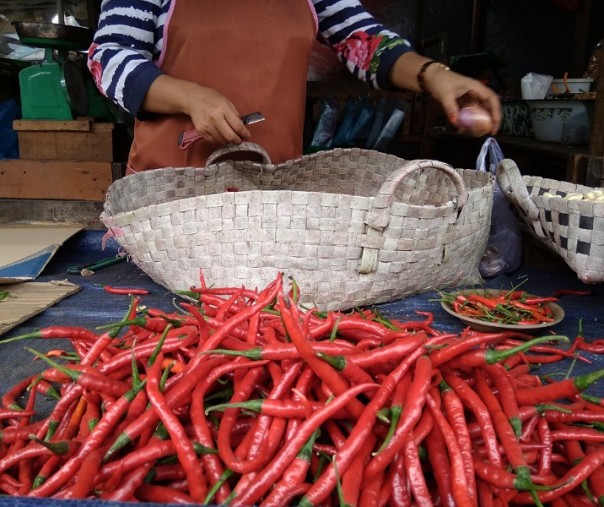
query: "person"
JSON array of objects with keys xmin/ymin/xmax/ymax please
[{"xmin": 88, "ymin": 1, "xmax": 501, "ymax": 172}]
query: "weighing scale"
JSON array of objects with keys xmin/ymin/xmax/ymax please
[{"xmin": 12, "ymin": 20, "xmax": 115, "ymax": 121}]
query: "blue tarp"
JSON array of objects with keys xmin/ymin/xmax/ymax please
[{"xmin": 1, "ymin": 230, "xmax": 602, "ymax": 506}]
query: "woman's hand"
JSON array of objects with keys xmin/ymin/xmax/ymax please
[
  {"xmin": 424, "ymin": 66, "xmax": 501, "ymax": 137},
  {"xmin": 141, "ymin": 75, "xmax": 251, "ymax": 145},
  {"xmin": 389, "ymin": 52, "xmax": 501, "ymax": 137}
]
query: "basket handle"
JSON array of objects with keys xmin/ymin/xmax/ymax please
[
  {"xmin": 206, "ymin": 142, "xmax": 272, "ymax": 167},
  {"xmin": 359, "ymin": 159, "xmax": 468, "ymax": 274},
  {"xmin": 495, "ymin": 159, "xmax": 546, "ymax": 238}
]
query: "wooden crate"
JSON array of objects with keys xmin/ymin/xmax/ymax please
[
  {"xmin": 0, "ymin": 160, "xmax": 114, "ymax": 201},
  {"xmin": 13, "ymin": 119, "xmax": 114, "ymax": 162}
]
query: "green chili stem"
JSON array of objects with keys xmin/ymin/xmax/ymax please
[{"xmin": 484, "ymin": 335, "xmax": 568, "ymax": 364}]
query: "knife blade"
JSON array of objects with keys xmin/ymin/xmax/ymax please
[
  {"xmin": 240, "ymin": 111, "xmax": 265, "ymax": 125},
  {"xmin": 178, "ymin": 112, "xmax": 265, "ymax": 150}
]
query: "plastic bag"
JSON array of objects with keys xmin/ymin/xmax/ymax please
[
  {"xmin": 520, "ymin": 72, "xmax": 553, "ymax": 100},
  {"xmin": 476, "ymin": 138, "xmax": 522, "ymax": 277},
  {"xmin": 333, "ymin": 98, "xmax": 361, "ymax": 148},
  {"xmin": 309, "ymin": 97, "xmax": 339, "ymax": 151},
  {"xmin": 372, "ymin": 108, "xmax": 405, "ymax": 152}
]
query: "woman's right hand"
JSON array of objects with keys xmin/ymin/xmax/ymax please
[
  {"xmin": 183, "ymin": 84, "xmax": 251, "ymax": 145},
  {"xmin": 141, "ymin": 75, "xmax": 251, "ymax": 145}
]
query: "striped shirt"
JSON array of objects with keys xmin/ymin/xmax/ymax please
[{"xmin": 87, "ymin": 0, "xmax": 413, "ymax": 117}]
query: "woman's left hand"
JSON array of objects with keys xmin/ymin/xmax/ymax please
[
  {"xmin": 389, "ymin": 52, "xmax": 502, "ymax": 137},
  {"xmin": 425, "ymin": 67, "xmax": 501, "ymax": 137}
]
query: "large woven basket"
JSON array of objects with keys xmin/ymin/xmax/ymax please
[
  {"xmin": 102, "ymin": 143, "xmax": 493, "ymax": 311},
  {"xmin": 497, "ymin": 159, "xmax": 604, "ymax": 283}
]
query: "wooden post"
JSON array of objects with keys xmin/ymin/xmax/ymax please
[{"xmin": 586, "ymin": 46, "xmax": 604, "ymax": 187}]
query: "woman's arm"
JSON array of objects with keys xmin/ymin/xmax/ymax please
[
  {"xmin": 389, "ymin": 52, "xmax": 502, "ymax": 136},
  {"xmin": 314, "ymin": 0, "xmax": 413, "ymax": 89},
  {"xmin": 314, "ymin": 0, "xmax": 501, "ymax": 136},
  {"xmin": 88, "ymin": 0, "xmax": 249, "ymax": 143},
  {"xmin": 88, "ymin": 0, "xmax": 165, "ymax": 116},
  {"xmin": 140, "ymin": 75, "xmax": 250, "ymax": 144}
]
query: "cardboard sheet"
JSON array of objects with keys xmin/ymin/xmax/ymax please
[
  {"xmin": 0, "ymin": 222, "xmax": 84, "ymax": 283},
  {"xmin": 0, "ymin": 280, "xmax": 81, "ymax": 336}
]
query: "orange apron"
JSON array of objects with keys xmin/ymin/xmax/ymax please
[{"xmin": 128, "ymin": 1, "xmax": 316, "ymax": 171}]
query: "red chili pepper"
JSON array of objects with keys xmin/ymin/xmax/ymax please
[
  {"xmin": 430, "ymin": 331, "xmax": 511, "ymax": 367},
  {"xmin": 103, "ymin": 285, "xmax": 150, "ymax": 295},
  {"xmin": 277, "ymin": 293, "xmax": 366, "ymax": 421},
  {"xmin": 59, "ymin": 448, "xmax": 104, "ymax": 499},
  {"xmin": 1, "ymin": 326, "xmax": 100, "ymax": 345},
  {"xmin": 474, "ymin": 368, "xmax": 542, "ymax": 498},
  {"xmin": 551, "ymin": 289, "xmax": 592, "ymax": 298},
  {"xmin": 509, "ymin": 301, "xmax": 554, "ymax": 322},
  {"xmin": 230, "ymin": 382, "xmax": 379, "ymax": 506},
  {"xmin": 145, "ymin": 353, "xmax": 207, "ymax": 502},
  {"xmin": 403, "ymin": 433, "xmax": 434, "ymax": 505},
  {"xmin": 473, "ymin": 459, "xmax": 552, "ymax": 492},
  {"xmin": 136, "ymin": 483, "xmax": 195, "ymax": 504},
  {"xmin": 442, "ymin": 371, "xmax": 502, "ymax": 467},
  {"xmin": 347, "ymin": 333, "xmax": 428, "ymax": 369},
  {"xmin": 549, "ymin": 426, "xmax": 604, "ymax": 443},
  {"xmin": 584, "ymin": 442, "xmax": 604, "ymax": 506},
  {"xmin": 0, "ymin": 441, "xmax": 69, "ymax": 476},
  {"xmin": 262, "ymin": 429, "xmax": 319, "ymax": 506},
  {"xmin": 482, "ymin": 363, "xmax": 523, "ymax": 437},
  {"xmin": 29, "ymin": 381, "xmax": 145, "ymax": 497},
  {"xmin": 306, "ymin": 337, "xmax": 448, "ymax": 503},
  {"xmin": 523, "ymin": 297, "xmax": 559, "ymax": 305},
  {"xmin": 363, "ymin": 355, "xmax": 433, "ymax": 483},
  {"xmin": 232, "ymin": 362, "xmax": 303, "ymax": 495},
  {"xmin": 189, "ymin": 359, "xmax": 254, "ymax": 505},
  {"xmin": 316, "ymin": 352, "xmax": 374, "ymax": 385},
  {"xmin": 578, "ymin": 340, "xmax": 604, "ymax": 354},
  {"xmin": 442, "ymin": 335, "xmax": 567, "ymax": 370},
  {"xmin": 341, "ymin": 433, "xmax": 377, "ymax": 506},
  {"xmin": 512, "ymin": 446, "xmax": 604, "ymax": 504},
  {"xmin": 389, "ymin": 450, "xmax": 411, "ymax": 506},
  {"xmin": 542, "ymin": 409, "xmax": 604, "ymax": 424},
  {"xmin": 100, "ymin": 460, "xmax": 154, "ymax": 501},
  {"xmin": 439, "ymin": 379, "xmax": 477, "ymax": 503},
  {"xmin": 205, "ymin": 340, "xmax": 356, "ymax": 362},
  {"xmin": 516, "ymin": 368, "xmax": 604, "ymax": 405},
  {"xmin": 426, "ymin": 388, "xmax": 475, "ymax": 506},
  {"xmin": 536, "ymin": 417, "xmax": 553, "ymax": 477},
  {"xmin": 424, "ymin": 416, "xmax": 457, "ymax": 507},
  {"xmin": 96, "ymin": 440, "xmax": 176, "ymax": 484},
  {"xmin": 28, "ymin": 349, "xmax": 129, "ymax": 398}
]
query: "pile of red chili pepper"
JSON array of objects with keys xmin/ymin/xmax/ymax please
[
  {"xmin": 1, "ymin": 272, "xmax": 603, "ymax": 506},
  {"xmin": 440, "ymin": 289, "xmax": 561, "ymax": 326}
]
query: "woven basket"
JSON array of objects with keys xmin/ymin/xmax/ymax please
[
  {"xmin": 101, "ymin": 143, "xmax": 493, "ymax": 311},
  {"xmin": 497, "ymin": 159, "xmax": 604, "ymax": 283}
]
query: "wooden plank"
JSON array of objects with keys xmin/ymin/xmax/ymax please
[
  {"xmin": 13, "ymin": 119, "xmax": 93, "ymax": 132},
  {"xmin": 589, "ymin": 51, "xmax": 604, "ymax": 157},
  {"xmin": 565, "ymin": 153, "xmax": 588, "ymax": 184},
  {"xmin": 15, "ymin": 122, "xmax": 114, "ymax": 162},
  {"xmin": 585, "ymin": 42, "xmax": 604, "ymax": 186},
  {"xmin": 585, "ymin": 156, "xmax": 604, "ymax": 187},
  {"xmin": 0, "ymin": 160, "xmax": 113, "ymax": 201}
]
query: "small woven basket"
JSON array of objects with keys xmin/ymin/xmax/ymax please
[
  {"xmin": 102, "ymin": 143, "xmax": 493, "ymax": 310},
  {"xmin": 497, "ymin": 159, "xmax": 604, "ymax": 283}
]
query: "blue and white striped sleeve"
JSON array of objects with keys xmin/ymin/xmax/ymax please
[
  {"xmin": 87, "ymin": 0, "xmax": 166, "ymax": 116},
  {"xmin": 312, "ymin": 0, "xmax": 413, "ymax": 89}
]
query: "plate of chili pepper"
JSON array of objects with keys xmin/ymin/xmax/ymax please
[{"xmin": 439, "ymin": 288, "xmax": 565, "ymax": 332}]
